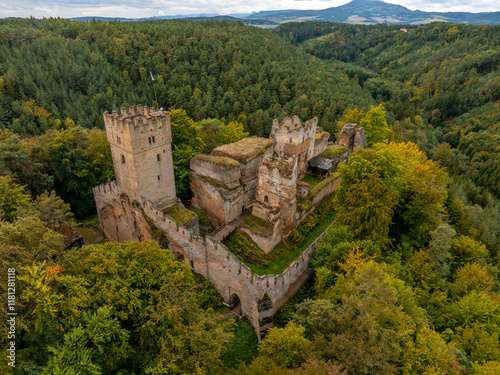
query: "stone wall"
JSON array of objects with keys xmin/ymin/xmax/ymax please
[
  {"xmin": 93, "ymin": 181, "xmax": 153, "ymax": 243},
  {"xmin": 296, "ymin": 175, "xmax": 341, "ymax": 225},
  {"xmin": 190, "ymin": 156, "xmax": 244, "ymax": 227},
  {"xmin": 336, "ymin": 123, "xmax": 368, "ymax": 154},
  {"xmin": 354, "ymin": 127, "xmax": 368, "ymax": 151},
  {"xmin": 337, "ymin": 123, "xmax": 358, "ymax": 149},
  {"xmin": 313, "ymin": 131, "xmax": 330, "ymax": 158},
  {"xmin": 94, "ymin": 181, "xmax": 336, "ymax": 339},
  {"xmin": 190, "ymin": 140, "xmax": 273, "ymax": 227},
  {"xmin": 253, "ymin": 158, "xmax": 298, "ymax": 235},
  {"xmin": 271, "ymin": 116, "xmax": 319, "ymax": 176},
  {"xmin": 241, "ymin": 219, "xmax": 282, "ymax": 254}
]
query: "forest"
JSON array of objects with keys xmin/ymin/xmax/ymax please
[{"xmin": 0, "ymin": 18, "xmax": 499, "ymax": 374}]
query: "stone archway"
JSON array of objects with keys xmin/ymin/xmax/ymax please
[
  {"xmin": 173, "ymin": 251, "xmax": 184, "ymax": 262},
  {"xmin": 257, "ymin": 293, "xmax": 274, "ymax": 339},
  {"xmin": 230, "ymin": 293, "xmax": 242, "ymax": 316}
]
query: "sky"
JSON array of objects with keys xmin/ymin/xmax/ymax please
[{"xmin": 0, "ymin": 0, "xmax": 498, "ymax": 19}]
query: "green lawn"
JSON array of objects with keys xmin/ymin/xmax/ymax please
[
  {"xmin": 190, "ymin": 207, "xmax": 215, "ymax": 236},
  {"xmin": 301, "ymin": 174, "xmax": 322, "ymax": 188},
  {"xmin": 223, "ymin": 211, "xmax": 337, "ymax": 276},
  {"xmin": 240, "ymin": 215, "xmax": 274, "ymax": 237},
  {"xmin": 246, "ymin": 212, "xmax": 337, "ymax": 276},
  {"xmin": 163, "ymin": 205, "xmax": 196, "ymax": 224},
  {"xmin": 320, "ymin": 144, "xmax": 347, "ymax": 158}
]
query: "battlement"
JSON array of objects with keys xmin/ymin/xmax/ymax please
[
  {"xmin": 271, "ymin": 115, "xmax": 318, "ymax": 134},
  {"xmin": 103, "ymin": 105, "xmax": 170, "ymax": 134},
  {"xmin": 92, "ymin": 180, "xmax": 121, "ymax": 198}
]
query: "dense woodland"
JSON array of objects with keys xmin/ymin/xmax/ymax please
[{"xmin": 0, "ymin": 18, "xmax": 499, "ymax": 374}]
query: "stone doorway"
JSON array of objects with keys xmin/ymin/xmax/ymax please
[
  {"xmin": 173, "ymin": 251, "xmax": 184, "ymax": 262},
  {"xmin": 229, "ymin": 294, "xmax": 242, "ymax": 316}
]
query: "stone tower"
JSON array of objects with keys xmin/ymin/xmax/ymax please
[
  {"xmin": 253, "ymin": 157, "xmax": 298, "ymax": 231},
  {"xmin": 270, "ymin": 116, "xmax": 321, "ymax": 177},
  {"xmin": 103, "ymin": 105, "xmax": 177, "ymax": 209}
]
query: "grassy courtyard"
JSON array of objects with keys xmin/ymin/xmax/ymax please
[{"xmin": 223, "ymin": 200, "xmax": 336, "ymax": 276}]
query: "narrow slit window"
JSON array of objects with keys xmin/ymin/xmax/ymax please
[
  {"xmin": 152, "ymin": 136, "xmax": 155, "ymax": 143},
  {"xmin": 148, "ymin": 137, "xmax": 152, "ymax": 145},
  {"xmin": 121, "ymin": 155, "xmax": 125, "ymax": 164},
  {"xmin": 117, "ymin": 136, "xmax": 121, "ymax": 144},
  {"xmin": 157, "ymin": 175, "xmax": 160, "ymax": 181},
  {"xmin": 157, "ymin": 154, "xmax": 160, "ymax": 161}
]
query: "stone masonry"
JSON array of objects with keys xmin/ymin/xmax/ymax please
[
  {"xmin": 104, "ymin": 105, "xmax": 178, "ymax": 210},
  {"xmin": 94, "ymin": 180, "xmax": 330, "ymax": 339},
  {"xmin": 191, "ymin": 115, "xmax": 332, "ymax": 253},
  {"xmin": 94, "ymin": 106, "xmax": 368, "ymax": 339},
  {"xmin": 190, "ymin": 137, "xmax": 274, "ymax": 227}
]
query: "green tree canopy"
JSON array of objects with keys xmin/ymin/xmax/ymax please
[
  {"xmin": 258, "ymin": 323, "xmax": 311, "ymax": 369},
  {"xmin": 0, "ymin": 175, "xmax": 32, "ymax": 222},
  {"xmin": 360, "ymin": 104, "xmax": 393, "ymax": 146}
]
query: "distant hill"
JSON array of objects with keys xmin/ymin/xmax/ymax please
[
  {"xmin": 69, "ymin": 16, "xmax": 135, "ymax": 22},
  {"xmin": 70, "ymin": 14, "xmax": 277, "ymax": 25},
  {"xmin": 181, "ymin": 16, "xmax": 277, "ymax": 25},
  {"xmin": 469, "ymin": 11, "xmax": 500, "ymax": 25},
  {"xmin": 69, "ymin": 0, "xmax": 499, "ymax": 25},
  {"xmin": 243, "ymin": 0, "xmax": 497, "ymax": 24}
]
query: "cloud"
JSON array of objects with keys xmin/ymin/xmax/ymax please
[{"xmin": 0, "ymin": 0, "xmax": 498, "ymax": 18}]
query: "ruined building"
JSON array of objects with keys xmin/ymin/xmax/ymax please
[
  {"xmin": 94, "ymin": 106, "xmax": 367, "ymax": 338},
  {"xmin": 189, "ymin": 116, "xmax": 332, "ymax": 252}
]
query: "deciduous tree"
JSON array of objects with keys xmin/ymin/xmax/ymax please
[
  {"xmin": 0, "ymin": 175, "xmax": 32, "ymax": 222},
  {"xmin": 258, "ymin": 323, "xmax": 311, "ymax": 369},
  {"xmin": 399, "ymin": 327, "xmax": 462, "ymax": 375}
]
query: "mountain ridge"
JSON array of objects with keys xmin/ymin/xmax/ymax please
[
  {"xmin": 68, "ymin": 0, "xmax": 500, "ymax": 25},
  {"xmin": 243, "ymin": 0, "xmax": 497, "ymax": 24}
]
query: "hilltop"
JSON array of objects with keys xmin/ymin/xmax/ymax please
[{"xmin": 69, "ymin": 0, "xmax": 500, "ymax": 25}]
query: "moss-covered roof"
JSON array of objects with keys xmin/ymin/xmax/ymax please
[
  {"xmin": 211, "ymin": 137, "xmax": 273, "ymax": 163},
  {"xmin": 309, "ymin": 172, "xmax": 341, "ymax": 198},
  {"xmin": 263, "ymin": 158, "xmax": 294, "ymax": 177},
  {"xmin": 241, "ymin": 215, "xmax": 274, "ymax": 238},
  {"xmin": 320, "ymin": 144, "xmax": 348, "ymax": 159},
  {"xmin": 163, "ymin": 205, "xmax": 197, "ymax": 225},
  {"xmin": 315, "ymin": 131, "xmax": 330, "ymax": 141},
  {"xmin": 193, "ymin": 154, "xmax": 240, "ymax": 170}
]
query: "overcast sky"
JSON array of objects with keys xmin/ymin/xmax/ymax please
[{"xmin": 0, "ymin": 0, "xmax": 498, "ymax": 19}]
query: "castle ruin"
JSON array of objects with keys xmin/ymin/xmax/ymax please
[{"xmin": 94, "ymin": 105, "xmax": 367, "ymax": 338}]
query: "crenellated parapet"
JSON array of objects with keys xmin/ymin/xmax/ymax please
[
  {"xmin": 92, "ymin": 180, "xmax": 121, "ymax": 198},
  {"xmin": 103, "ymin": 106, "xmax": 171, "ymax": 149}
]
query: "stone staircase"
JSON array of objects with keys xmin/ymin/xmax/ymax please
[{"xmin": 210, "ymin": 210, "xmax": 251, "ymax": 241}]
